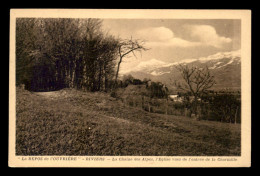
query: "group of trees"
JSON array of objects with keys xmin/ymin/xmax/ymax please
[
  {"xmin": 146, "ymin": 81, "xmax": 169, "ymax": 99},
  {"xmin": 120, "ymin": 74, "xmax": 169, "ymax": 98},
  {"xmin": 16, "ymin": 18, "xmax": 146, "ymax": 92},
  {"xmin": 200, "ymin": 93, "xmax": 241, "ymax": 123},
  {"xmin": 120, "ymin": 74, "xmax": 144, "ymax": 87},
  {"xmin": 175, "ymin": 64, "xmax": 241, "ymax": 123}
]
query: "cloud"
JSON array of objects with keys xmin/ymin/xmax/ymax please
[
  {"xmin": 184, "ymin": 25, "xmax": 232, "ymax": 48},
  {"xmin": 135, "ymin": 25, "xmax": 232, "ymax": 49},
  {"xmin": 136, "ymin": 27, "xmax": 200, "ymax": 48},
  {"xmin": 147, "ymin": 38, "xmax": 201, "ymax": 48},
  {"xmin": 136, "ymin": 27, "xmax": 174, "ymax": 41}
]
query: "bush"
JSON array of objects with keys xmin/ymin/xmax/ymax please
[
  {"xmin": 110, "ymin": 91, "xmax": 118, "ymax": 98},
  {"xmin": 132, "ymin": 79, "xmax": 143, "ymax": 85}
]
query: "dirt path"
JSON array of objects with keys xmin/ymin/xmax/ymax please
[{"xmin": 33, "ymin": 91, "xmax": 62, "ymax": 99}]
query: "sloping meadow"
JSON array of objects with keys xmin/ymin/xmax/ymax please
[{"xmin": 16, "ymin": 88, "xmax": 241, "ymax": 156}]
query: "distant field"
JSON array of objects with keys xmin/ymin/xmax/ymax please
[{"xmin": 16, "ymin": 88, "xmax": 241, "ymax": 156}]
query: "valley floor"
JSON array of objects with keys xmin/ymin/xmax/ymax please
[{"xmin": 15, "ymin": 88, "xmax": 241, "ymax": 156}]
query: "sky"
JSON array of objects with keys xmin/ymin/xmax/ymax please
[{"xmin": 101, "ymin": 19, "xmax": 241, "ymax": 73}]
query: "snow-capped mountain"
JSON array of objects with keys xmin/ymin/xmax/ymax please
[
  {"xmin": 120, "ymin": 58, "xmax": 168, "ymax": 75},
  {"xmin": 122, "ymin": 50, "xmax": 241, "ymax": 90}
]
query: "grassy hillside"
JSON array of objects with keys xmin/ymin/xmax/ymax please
[{"xmin": 16, "ymin": 87, "xmax": 241, "ymax": 156}]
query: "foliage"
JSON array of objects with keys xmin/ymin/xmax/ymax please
[
  {"xmin": 146, "ymin": 81, "xmax": 169, "ymax": 98},
  {"xmin": 110, "ymin": 90, "xmax": 118, "ymax": 98},
  {"xmin": 201, "ymin": 93, "xmax": 241, "ymax": 123},
  {"xmin": 121, "ymin": 74, "xmax": 134, "ymax": 87},
  {"xmin": 16, "ymin": 18, "xmax": 119, "ymax": 92},
  {"xmin": 132, "ymin": 79, "xmax": 143, "ymax": 85}
]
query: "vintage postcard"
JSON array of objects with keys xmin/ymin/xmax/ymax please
[{"xmin": 9, "ymin": 9, "xmax": 251, "ymax": 167}]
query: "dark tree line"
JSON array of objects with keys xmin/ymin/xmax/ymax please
[
  {"xmin": 16, "ymin": 18, "xmax": 136, "ymax": 92},
  {"xmin": 200, "ymin": 93, "xmax": 241, "ymax": 123}
]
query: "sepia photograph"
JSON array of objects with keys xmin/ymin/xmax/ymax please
[{"xmin": 9, "ymin": 9, "xmax": 251, "ymax": 167}]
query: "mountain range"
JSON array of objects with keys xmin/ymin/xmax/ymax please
[{"xmin": 121, "ymin": 50, "xmax": 241, "ymax": 91}]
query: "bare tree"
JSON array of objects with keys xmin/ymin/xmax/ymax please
[
  {"xmin": 175, "ymin": 64, "xmax": 215, "ymax": 118},
  {"xmin": 114, "ymin": 38, "xmax": 148, "ymax": 85}
]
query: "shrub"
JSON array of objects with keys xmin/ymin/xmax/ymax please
[
  {"xmin": 110, "ymin": 91, "xmax": 118, "ymax": 98},
  {"xmin": 132, "ymin": 79, "xmax": 143, "ymax": 85}
]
